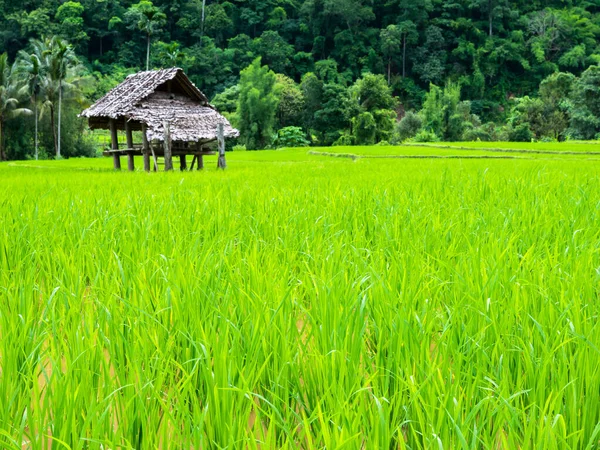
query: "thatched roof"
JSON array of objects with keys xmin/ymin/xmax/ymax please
[
  {"xmin": 81, "ymin": 68, "xmax": 239, "ymax": 142},
  {"xmin": 128, "ymin": 91, "xmax": 239, "ymax": 142}
]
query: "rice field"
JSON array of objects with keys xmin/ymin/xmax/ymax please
[{"xmin": 2, "ymin": 143, "xmax": 600, "ymax": 449}]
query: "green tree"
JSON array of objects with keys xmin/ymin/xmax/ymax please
[
  {"xmin": 201, "ymin": 0, "xmax": 207, "ymax": 41},
  {"xmin": 398, "ymin": 21, "xmax": 418, "ymax": 79},
  {"xmin": 275, "ymin": 74, "xmax": 304, "ymax": 129},
  {"xmin": 353, "ymin": 111, "xmax": 377, "ymax": 145},
  {"xmin": 155, "ymin": 41, "xmax": 187, "ymax": 68},
  {"xmin": 176, "ymin": 0, "xmax": 206, "ymax": 41},
  {"xmin": 323, "ymin": 0, "xmax": 375, "ymax": 32},
  {"xmin": 314, "ymin": 59, "xmax": 344, "ymax": 84},
  {"xmin": 212, "ymin": 84, "xmax": 239, "ymax": 123},
  {"xmin": 0, "ymin": 53, "xmax": 30, "ymax": 160},
  {"xmin": 253, "ymin": 31, "xmax": 293, "ymax": 73},
  {"xmin": 8, "ymin": 8, "xmax": 53, "ymax": 42},
  {"xmin": 420, "ymin": 82, "xmax": 474, "ymax": 140},
  {"xmin": 421, "ymin": 83, "xmax": 443, "ymax": 137},
  {"xmin": 539, "ymin": 71, "xmax": 576, "ymax": 106},
  {"xmin": 569, "ymin": 65, "xmax": 600, "ymax": 139},
  {"xmin": 372, "ymin": 109, "xmax": 396, "ymax": 142},
  {"xmin": 350, "ymin": 74, "xmax": 397, "ymax": 143},
  {"xmin": 509, "ymin": 96, "xmax": 548, "ymax": 139},
  {"xmin": 380, "ymin": 25, "xmax": 402, "ymax": 84},
  {"xmin": 124, "ymin": 0, "xmax": 166, "ymax": 70},
  {"xmin": 383, "ymin": 0, "xmax": 430, "ymax": 81},
  {"xmin": 204, "ymin": 3, "xmax": 234, "ymax": 46},
  {"xmin": 413, "ymin": 26, "xmax": 446, "ymax": 85},
  {"xmin": 228, "ymin": 34, "xmax": 256, "ymax": 74},
  {"xmin": 314, "ymin": 83, "xmax": 356, "ymax": 145},
  {"xmin": 300, "ymin": 72, "xmax": 323, "ymax": 137},
  {"xmin": 527, "ymin": 9, "xmax": 564, "ymax": 67},
  {"xmin": 267, "ymin": 7, "xmax": 287, "ymax": 30},
  {"xmin": 387, "ymin": 0, "xmax": 432, "ymax": 24},
  {"xmin": 352, "ymin": 73, "xmax": 397, "ymax": 112},
  {"xmin": 45, "ymin": 36, "xmax": 80, "ymax": 158},
  {"xmin": 16, "ymin": 44, "xmax": 43, "ymax": 160},
  {"xmin": 236, "ymin": 58, "xmax": 280, "ymax": 150},
  {"xmin": 469, "ymin": 0, "xmax": 511, "ymax": 37},
  {"xmin": 538, "ymin": 71, "xmax": 575, "ymax": 139},
  {"xmin": 38, "ymin": 66, "xmax": 60, "ymax": 158},
  {"xmin": 55, "ymin": 2, "xmax": 88, "ymax": 53}
]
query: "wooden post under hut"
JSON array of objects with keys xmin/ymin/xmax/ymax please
[
  {"xmin": 217, "ymin": 122, "xmax": 226, "ymax": 170},
  {"xmin": 163, "ymin": 121, "xmax": 173, "ymax": 171},
  {"xmin": 125, "ymin": 120, "xmax": 135, "ymax": 171},
  {"xmin": 109, "ymin": 119, "xmax": 121, "ymax": 170},
  {"xmin": 150, "ymin": 142, "xmax": 159, "ymax": 172},
  {"xmin": 196, "ymin": 142, "xmax": 204, "ymax": 170},
  {"xmin": 142, "ymin": 124, "xmax": 151, "ymax": 172}
]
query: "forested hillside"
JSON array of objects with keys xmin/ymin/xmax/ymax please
[{"xmin": 1, "ymin": 0, "xmax": 600, "ymax": 158}]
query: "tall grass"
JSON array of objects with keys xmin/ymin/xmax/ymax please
[{"xmin": 1, "ymin": 152, "xmax": 600, "ymax": 449}]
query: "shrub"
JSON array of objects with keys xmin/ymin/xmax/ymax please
[
  {"xmin": 508, "ymin": 124, "xmax": 533, "ymax": 142},
  {"xmin": 353, "ymin": 111, "xmax": 377, "ymax": 145},
  {"xmin": 372, "ymin": 109, "xmax": 397, "ymax": 143},
  {"xmin": 273, "ymin": 126, "xmax": 309, "ymax": 148},
  {"xmin": 412, "ymin": 130, "xmax": 440, "ymax": 143},
  {"xmin": 394, "ymin": 111, "xmax": 422, "ymax": 143},
  {"xmin": 463, "ymin": 126, "xmax": 492, "ymax": 142},
  {"xmin": 332, "ymin": 132, "xmax": 354, "ymax": 146}
]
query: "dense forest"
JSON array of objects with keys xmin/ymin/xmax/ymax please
[{"xmin": 1, "ymin": 0, "xmax": 600, "ymax": 158}]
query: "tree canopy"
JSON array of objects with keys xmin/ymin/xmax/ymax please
[
  {"xmin": 2, "ymin": 1, "xmax": 600, "ymax": 157},
  {"xmin": 1, "ymin": 0, "xmax": 599, "ymax": 104}
]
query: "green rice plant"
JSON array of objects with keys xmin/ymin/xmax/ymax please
[{"xmin": 1, "ymin": 145, "xmax": 600, "ymax": 449}]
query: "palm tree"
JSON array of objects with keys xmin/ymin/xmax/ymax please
[
  {"xmin": 38, "ymin": 73, "xmax": 60, "ymax": 157},
  {"xmin": 27, "ymin": 37, "xmax": 81, "ymax": 159},
  {"xmin": 0, "ymin": 53, "xmax": 31, "ymax": 161},
  {"xmin": 17, "ymin": 46, "xmax": 44, "ymax": 160},
  {"xmin": 201, "ymin": 0, "xmax": 207, "ymax": 42},
  {"xmin": 29, "ymin": 37, "xmax": 84, "ymax": 159},
  {"xmin": 46, "ymin": 37, "xmax": 79, "ymax": 159}
]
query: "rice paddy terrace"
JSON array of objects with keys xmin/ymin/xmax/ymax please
[{"xmin": 2, "ymin": 142, "xmax": 600, "ymax": 449}]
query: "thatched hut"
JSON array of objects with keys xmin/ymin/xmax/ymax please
[{"xmin": 81, "ymin": 68, "xmax": 238, "ymax": 171}]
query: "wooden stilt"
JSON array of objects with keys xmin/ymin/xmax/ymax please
[
  {"xmin": 142, "ymin": 124, "xmax": 150, "ymax": 172},
  {"xmin": 180, "ymin": 155, "xmax": 187, "ymax": 171},
  {"xmin": 190, "ymin": 155, "xmax": 197, "ymax": 170},
  {"xmin": 196, "ymin": 142, "xmax": 204, "ymax": 170},
  {"xmin": 217, "ymin": 123, "xmax": 226, "ymax": 170},
  {"xmin": 125, "ymin": 120, "xmax": 135, "ymax": 171},
  {"xmin": 163, "ymin": 121, "xmax": 173, "ymax": 171},
  {"xmin": 150, "ymin": 142, "xmax": 158, "ymax": 171},
  {"xmin": 109, "ymin": 119, "xmax": 121, "ymax": 170}
]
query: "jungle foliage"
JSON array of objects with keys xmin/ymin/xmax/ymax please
[{"xmin": 2, "ymin": 0, "xmax": 600, "ymax": 155}]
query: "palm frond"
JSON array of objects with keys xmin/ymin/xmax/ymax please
[
  {"xmin": 11, "ymin": 107, "xmax": 33, "ymax": 118},
  {"xmin": 39, "ymin": 100, "xmax": 54, "ymax": 119}
]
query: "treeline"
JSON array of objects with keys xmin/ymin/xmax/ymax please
[
  {"xmin": 1, "ymin": 1, "xmax": 600, "ymax": 157},
  {"xmin": 3, "ymin": 0, "xmax": 600, "ymax": 101},
  {"xmin": 220, "ymin": 58, "xmax": 600, "ymax": 149}
]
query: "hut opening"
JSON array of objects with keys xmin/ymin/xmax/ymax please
[{"xmin": 81, "ymin": 68, "xmax": 239, "ymax": 171}]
